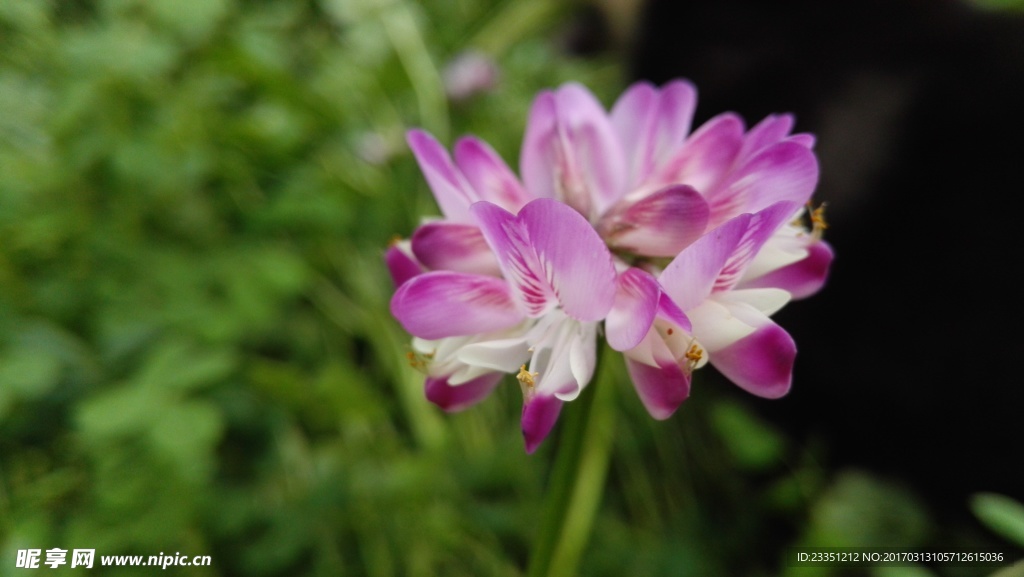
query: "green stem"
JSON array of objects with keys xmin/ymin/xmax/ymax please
[{"xmin": 527, "ymin": 345, "xmax": 617, "ymax": 577}]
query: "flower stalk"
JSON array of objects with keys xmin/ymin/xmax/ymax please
[{"xmin": 527, "ymin": 344, "xmax": 617, "ymax": 577}]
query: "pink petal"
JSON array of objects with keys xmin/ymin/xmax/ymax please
[
  {"xmin": 788, "ymin": 133, "xmax": 816, "ymax": 148},
  {"xmin": 738, "ymin": 114, "xmax": 795, "ymax": 160},
  {"xmin": 411, "ymin": 221, "xmax": 501, "ymax": 276},
  {"xmin": 385, "ymin": 242, "xmax": 424, "ymax": 287},
  {"xmin": 713, "ymin": 201, "xmax": 801, "ymax": 293},
  {"xmin": 471, "ymin": 199, "xmax": 617, "ymax": 321},
  {"xmin": 521, "ymin": 393, "xmax": 563, "ymax": 453},
  {"xmin": 660, "ymin": 213, "xmax": 752, "ymax": 311},
  {"xmin": 710, "ymin": 313, "xmax": 795, "ymax": 399},
  {"xmin": 425, "ymin": 373, "xmax": 503, "ymax": 412},
  {"xmin": 650, "ymin": 112, "xmax": 745, "ymax": 195},
  {"xmin": 454, "ymin": 136, "xmax": 531, "ymax": 213},
  {"xmin": 710, "ymin": 141, "xmax": 818, "ymax": 226},
  {"xmin": 521, "ymin": 84, "xmax": 626, "ymax": 218},
  {"xmin": 390, "ymin": 271, "xmax": 523, "ymax": 339},
  {"xmin": 626, "ymin": 356, "xmax": 691, "ymax": 420},
  {"xmin": 598, "ymin": 184, "xmax": 710, "ymax": 257},
  {"xmin": 607, "ymin": 268, "xmax": 660, "ymax": 351},
  {"xmin": 742, "ymin": 240, "xmax": 834, "ymax": 299},
  {"xmin": 407, "ymin": 129, "xmax": 476, "ymax": 222},
  {"xmin": 611, "ymin": 80, "xmax": 697, "ymax": 186}
]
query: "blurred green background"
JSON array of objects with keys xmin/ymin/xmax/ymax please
[{"xmin": 0, "ymin": 0, "xmax": 1021, "ymax": 576}]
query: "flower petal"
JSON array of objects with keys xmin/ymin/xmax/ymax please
[
  {"xmin": 709, "ymin": 308, "xmax": 795, "ymax": 399},
  {"xmin": 625, "ymin": 356, "xmax": 691, "ymax": 420},
  {"xmin": 521, "ymin": 393, "xmax": 563, "ymax": 454},
  {"xmin": 599, "ymin": 184, "xmax": 710, "ymax": 257},
  {"xmin": 407, "ymin": 129, "xmax": 476, "ymax": 222},
  {"xmin": 425, "ymin": 373, "xmax": 503, "ymax": 412},
  {"xmin": 660, "ymin": 213, "xmax": 752, "ymax": 311},
  {"xmin": 742, "ymin": 240, "xmax": 834, "ymax": 299},
  {"xmin": 411, "ymin": 221, "xmax": 501, "ymax": 276},
  {"xmin": 391, "ymin": 271, "xmax": 523, "ymax": 339},
  {"xmin": 611, "ymin": 79, "xmax": 697, "ymax": 186},
  {"xmin": 457, "ymin": 336, "xmax": 531, "ymax": 373},
  {"xmin": 713, "ymin": 201, "xmax": 801, "ymax": 293},
  {"xmin": 709, "ymin": 141, "xmax": 818, "ymax": 226},
  {"xmin": 521, "ymin": 84, "xmax": 626, "ymax": 218},
  {"xmin": 607, "ymin": 268, "xmax": 660, "ymax": 351},
  {"xmin": 471, "ymin": 199, "xmax": 617, "ymax": 321},
  {"xmin": 454, "ymin": 136, "xmax": 531, "ymax": 213},
  {"xmin": 738, "ymin": 114, "xmax": 795, "ymax": 160},
  {"xmin": 385, "ymin": 241, "xmax": 424, "ymax": 287},
  {"xmin": 650, "ymin": 112, "xmax": 744, "ymax": 194}
]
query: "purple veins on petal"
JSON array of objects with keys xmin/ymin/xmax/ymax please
[{"xmin": 471, "ymin": 198, "xmax": 617, "ymax": 322}]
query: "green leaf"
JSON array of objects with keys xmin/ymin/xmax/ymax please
[{"xmin": 971, "ymin": 492, "xmax": 1024, "ymax": 548}]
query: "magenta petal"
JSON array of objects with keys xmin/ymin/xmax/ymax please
[
  {"xmin": 607, "ymin": 268, "xmax": 660, "ymax": 351},
  {"xmin": 425, "ymin": 372, "xmax": 503, "ymax": 412},
  {"xmin": 713, "ymin": 201, "xmax": 801, "ymax": 293},
  {"xmin": 411, "ymin": 221, "xmax": 501, "ymax": 277},
  {"xmin": 599, "ymin": 184, "xmax": 710, "ymax": 257},
  {"xmin": 738, "ymin": 114, "xmax": 795, "ymax": 160},
  {"xmin": 713, "ymin": 141, "xmax": 818, "ymax": 222},
  {"xmin": 743, "ymin": 240, "xmax": 834, "ymax": 299},
  {"xmin": 472, "ymin": 199, "xmax": 617, "ymax": 321},
  {"xmin": 710, "ymin": 320, "xmax": 795, "ymax": 399},
  {"xmin": 390, "ymin": 271, "xmax": 523, "ymax": 339},
  {"xmin": 385, "ymin": 243, "xmax": 424, "ymax": 287},
  {"xmin": 454, "ymin": 136, "xmax": 531, "ymax": 213},
  {"xmin": 788, "ymin": 133, "xmax": 816, "ymax": 149},
  {"xmin": 407, "ymin": 129, "xmax": 475, "ymax": 222},
  {"xmin": 611, "ymin": 80, "xmax": 697, "ymax": 186},
  {"xmin": 626, "ymin": 357, "xmax": 691, "ymax": 420},
  {"xmin": 521, "ymin": 394, "xmax": 563, "ymax": 453},
  {"xmin": 521, "ymin": 84, "xmax": 626, "ymax": 217},
  {"xmin": 651, "ymin": 112, "xmax": 744, "ymax": 194},
  {"xmin": 660, "ymin": 213, "xmax": 752, "ymax": 311}
]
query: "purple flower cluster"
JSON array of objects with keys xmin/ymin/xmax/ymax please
[{"xmin": 386, "ymin": 79, "xmax": 832, "ymax": 453}]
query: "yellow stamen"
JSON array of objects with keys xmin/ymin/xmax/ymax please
[
  {"xmin": 684, "ymin": 343, "xmax": 704, "ymax": 372},
  {"xmin": 808, "ymin": 202, "xmax": 828, "ymax": 241},
  {"xmin": 516, "ymin": 364, "xmax": 538, "ymax": 388}
]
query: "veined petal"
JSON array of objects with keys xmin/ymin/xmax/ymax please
[
  {"xmin": 521, "ymin": 84, "xmax": 626, "ymax": 219},
  {"xmin": 713, "ymin": 201, "xmax": 801, "ymax": 293},
  {"xmin": 650, "ymin": 112, "xmax": 744, "ymax": 194},
  {"xmin": 599, "ymin": 184, "xmax": 710, "ymax": 257},
  {"xmin": 611, "ymin": 80, "xmax": 697, "ymax": 186},
  {"xmin": 709, "ymin": 305, "xmax": 795, "ymax": 398},
  {"xmin": 742, "ymin": 240, "xmax": 834, "ymax": 299},
  {"xmin": 454, "ymin": 136, "xmax": 532, "ymax": 212},
  {"xmin": 385, "ymin": 241, "xmax": 424, "ymax": 287},
  {"xmin": 391, "ymin": 271, "xmax": 523, "ymax": 339},
  {"xmin": 521, "ymin": 393, "xmax": 563, "ymax": 454},
  {"xmin": 425, "ymin": 373, "xmax": 503, "ymax": 412},
  {"xmin": 471, "ymin": 199, "xmax": 617, "ymax": 321},
  {"xmin": 407, "ymin": 129, "xmax": 476, "ymax": 222},
  {"xmin": 660, "ymin": 213, "xmax": 752, "ymax": 311},
  {"xmin": 607, "ymin": 268, "xmax": 661, "ymax": 351},
  {"xmin": 411, "ymin": 221, "xmax": 501, "ymax": 276},
  {"xmin": 626, "ymin": 356, "xmax": 691, "ymax": 420}
]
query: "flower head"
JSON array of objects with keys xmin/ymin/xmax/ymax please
[{"xmin": 388, "ymin": 78, "xmax": 832, "ymax": 452}]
